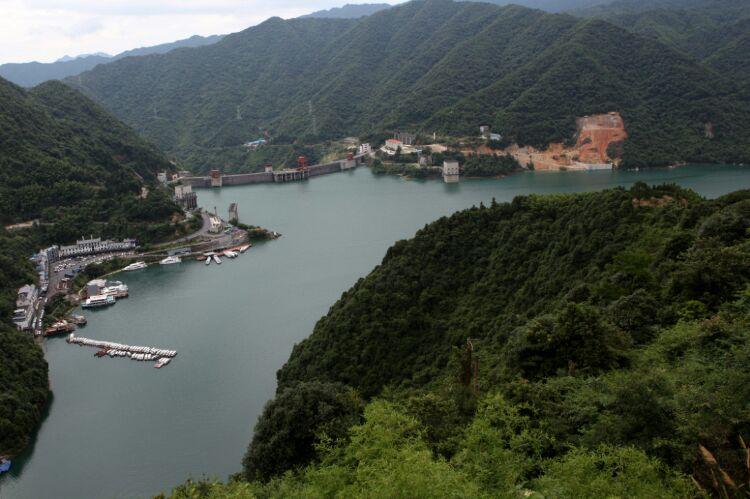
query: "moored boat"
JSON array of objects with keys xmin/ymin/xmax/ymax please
[
  {"xmin": 212, "ymin": 254, "xmax": 222, "ymax": 264},
  {"xmin": 101, "ymin": 283, "xmax": 129, "ymax": 299},
  {"xmin": 123, "ymin": 261, "xmax": 147, "ymax": 271},
  {"xmin": 68, "ymin": 314, "xmax": 87, "ymax": 325},
  {"xmin": 44, "ymin": 321, "xmax": 76, "ymax": 336},
  {"xmin": 82, "ymin": 294, "xmax": 116, "ymax": 308},
  {"xmin": 160, "ymin": 256, "xmax": 182, "ymax": 265}
]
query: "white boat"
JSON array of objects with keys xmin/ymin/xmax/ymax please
[
  {"xmin": 160, "ymin": 256, "xmax": 182, "ymax": 265},
  {"xmin": 205, "ymin": 257, "xmax": 211, "ymax": 266},
  {"xmin": 101, "ymin": 283, "xmax": 129, "ymax": 299},
  {"xmin": 212, "ymin": 254, "xmax": 222, "ymax": 264},
  {"xmin": 238, "ymin": 244, "xmax": 251, "ymax": 253},
  {"xmin": 222, "ymin": 250, "xmax": 238, "ymax": 258},
  {"xmin": 82, "ymin": 295, "xmax": 116, "ymax": 308},
  {"xmin": 123, "ymin": 261, "xmax": 147, "ymax": 271}
]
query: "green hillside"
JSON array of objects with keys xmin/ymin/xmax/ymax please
[
  {"xmin": 68, "ymin": 0, "xmax": 750, "ymax": 173},
  {"xmin": 0, "ymin": 75, "xmax": 182, "ymax": 457},
  {"xmin": 577, "ymin": 0, "xmax": 750, "ymax": 80},
  {"xmin": 429, "ymin": 19, "xmax": 750, "ymax": 168},
  {"xmin": 0, "ymin": 77, "xmax": 180, "ymax": 234},
  {"xmin": 164, "ymin": 183, "xmax": 750, "ymax": 496}
]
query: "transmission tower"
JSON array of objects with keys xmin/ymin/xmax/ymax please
[{"xmin": 308, "ymin": 100, "xmax": 317, "ymax": 136}]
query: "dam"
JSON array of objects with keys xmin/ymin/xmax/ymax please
[{"xmin": 178, "ymin": 154, "xmax": 366, "ymax": 188}]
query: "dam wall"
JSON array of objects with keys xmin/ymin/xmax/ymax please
[{"xmin": 222, "ymin": 172, "xmax": 274, "ymax": 185}]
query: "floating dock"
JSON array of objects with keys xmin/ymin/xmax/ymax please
[{"xmin": 66, "ymin": 333, "xmax": 177, "ymax": 368}]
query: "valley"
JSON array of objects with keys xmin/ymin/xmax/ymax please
[{"xmin": 1, "ymin": 0, "xmax": 750, "ymax": 497}]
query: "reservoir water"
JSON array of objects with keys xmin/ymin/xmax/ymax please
[{"xmin": 3, "ymin": 165, "xmax": 750, "ymax": 498}]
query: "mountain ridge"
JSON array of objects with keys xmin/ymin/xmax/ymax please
[
  {"xmin": 0, "ymin": 34, "xmax": 223, "ymax": 88},
  {"xmin": 65, "ymin": 0, "xmax": 750, "ymax": 171}
]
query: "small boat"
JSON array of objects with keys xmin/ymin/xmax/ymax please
[
  {"xmin": 154, "ymin": 357, "xmax": 171, "ymax": 369},
  {"xmin": 44, "ymin": 321, "xmax": 76, "ymax": 336},
  {"xmin": 68, "ymin": 314, "xmax": 87, "ymax": 325},
  {"xmin": 123, "ymin": 261, "xmax": 147, "ymax": 271},
  {"xmin": 222, "ymin": 250, "xmax": 238, "ymax": 258},
  {"xmin": 205, "ymin": 257, "xmax": 211, "ymax": 266},
  {"xmin": 238, "ymin": 244, "xmax": 251, "ymax": 253},
  {"xmin": 160, "ymin": 256, "xmax": 182, "ymax": 265},
  {"xmin": 0, "ymin": 458, "xmax": 11, "ymax": 474},
  {"xmin": 82, "ymin": 295, "xmax": 116, "ymax": 309},
  {"xmin": 212, "ymin": 254, "xmax": 222, "ymax": 264}
]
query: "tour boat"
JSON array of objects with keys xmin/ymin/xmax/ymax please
[
  {"xmin": 101, "ymin": 283, "xmax": 129, "ymax": 299},
  {"xmin": 160, "ymin": 256, "xmax": 182, "ymax": 265},
  {"xmin": 82, "ymin": 295, "xmax": 116, "ymax": 308},
  {"xmin": 123, "ymin": 261, "xmax": 147, "ymax": 271}
]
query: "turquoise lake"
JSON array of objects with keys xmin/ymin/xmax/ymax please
[{"xmin": 2, "ymin": 165, "xmax": 750, "ymax": 498}]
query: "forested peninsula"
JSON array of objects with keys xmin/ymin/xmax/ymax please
[{"xmin": 167, "ymin": 183, "xmax": 750, "ymax": 497}]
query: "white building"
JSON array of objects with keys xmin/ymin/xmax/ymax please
[
  {"xmin": 58, "ymin": 237, "xmax": 137, "ymax": 258},
  {"xmin": 384, "ymin": 139, "xmax": 402, "ymax": 152},
  {"xmin": 443, "ymin": 160, "xmax": 460, "ymax": 183},
  {"xmin": 174, "ymin": 184, "xmax": 193, "ymax": 199},
  {"xmin": 13, "ymin": 284, "xmax": 38, "ymax": 331},
  {"xmin": 208, "ymin": 216, "xmax": 224, "ymax": 234},
  {"xmin": 358, "ymin": 143, "xmax": 371, "ymax": 155}
]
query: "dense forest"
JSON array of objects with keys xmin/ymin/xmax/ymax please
[
  {"xmin": 67, "ymin": 0, "xmax": 750, "ymax": 173},
  {"xmin": 0, "ymin": 75, "xmax": 183, "ymax": 457},
  {"xmin": 164, "ymin": 183, "xmax": 750, "ymax": 496},
  {"xmin": 580, "ymin": 0, "xmax": 750, "ymax": 79}
]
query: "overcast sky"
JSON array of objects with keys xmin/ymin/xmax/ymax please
[{"xmin": 0, "ymin": 1, "xmax": 390, "ymax": 64}]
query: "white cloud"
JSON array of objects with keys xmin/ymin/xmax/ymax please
[{"xmin": 0, "ymin": 1, "xmax": 379, "ymax": 63}]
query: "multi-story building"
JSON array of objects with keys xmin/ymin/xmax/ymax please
[
  {"xmin": 58, "ymin": 237, "xmax": 137, "ymax": 258},
  {"xmin": 385, "ymin": 139, "xmax": 403, "ymax": 152},
  {"xmin": 443, "ymin": 160, "xmax": 460, "ymax": 183},
  {"xmin": 12, "ymin": 284, "xmax": 38, "ymax": 331},
  {"xmin": 174, "ymin": 184, "xmax": 198, "ymax": 210}
]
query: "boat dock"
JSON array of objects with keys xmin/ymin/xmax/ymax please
[{"xmin": 66, "ymin": 333, "xmax": 177, "ymax": 368}]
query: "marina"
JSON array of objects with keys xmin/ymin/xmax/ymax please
[{"xmin": 66, "ymin": 333, "xmax": 177, "ymax": 368}]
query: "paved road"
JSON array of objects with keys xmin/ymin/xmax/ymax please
[{"xmin": 157, "ymin": 211, "xmax": 213, "ymax": 246}]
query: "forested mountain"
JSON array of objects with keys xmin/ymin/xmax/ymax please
[
  {"xmin": 67, "ymin": 0, "xmax": 750, "ymax": 173},
  {"xmin": 0, "ymin": 77, "xmax": 178, "ymax": 226},
  {"xmin": 301, "ymin": 3, "xmax": 392, "ymax": 18},
  {"xmin": 0, "ymin": 74, "xmax": 183, "ymax": 457},
  {"xmin": 0, "ymin": 34, "xmax": 223, "ymax": 87},
  {"xmin": 164, "ymin": 183, "xmax": 750, "ymax": 496},
  {"xmin": 576, "ymin": 0, "xmax": 750, "ymax": 79}
]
